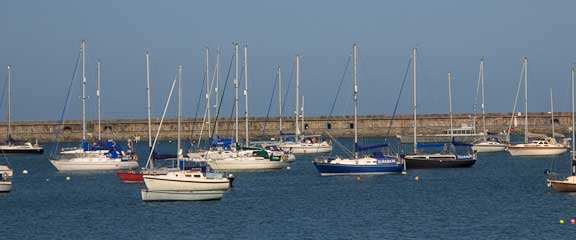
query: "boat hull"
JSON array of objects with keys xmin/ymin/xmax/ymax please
[
  {"xmin": 143, "ymin": 175, "xmax": 229, "ymax": 191},
  {"xmin": 50, "ymin": 158, "xmax": 139, "ymax": 172},
  {"xmin": 208, "ymin": 159, "xmax": 289, "ymax": 171},
  {"xmin": 507, "ymin": 147, "xmax": 567, "ymax": 156},
  {"xmin": 549, "ymin": 180, "xmax": 576, "ymax": 192},
  {"xmin": 280, "ymin": 144, "xmax": 332, "ymax": 154},
  {"xmin": 0, "ymin": 147, "xmax": 44, "ymax": 155},
  {"xmin": 472, "ymin": 144, "xmax": 506, "ymax": 153},
  {"xmin": 313, "ymin": 162, "xmax": 404, "ymax": 176},
  {"xmin": 0, "ymin": 181, "xmax": 12, "ymax": 192},
  {"xmin": 404, "ymin": 157, "xmax": 476, "ymax": 169},
  {"xmin": 141, "ymin": 189, "xmax": 224, "ymax": 201}
]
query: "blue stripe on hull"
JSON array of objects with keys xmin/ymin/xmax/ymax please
[{"xmin": 313, "ymin": 163, "xmax": 404, "ymax": 176}]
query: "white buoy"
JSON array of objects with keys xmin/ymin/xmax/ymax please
[
  {"xmin": 22, "ymin": 169, "xmax": 28, "ymax": 174},
  {"xmin": 66, "ymin": 176, "xmax": 71, "ymax": 181},
  {"xmin": 414, "ymin": 176, "xmax": 420, "ymax": 181},
  {"xmin": 286, "ymin": 166, "xmax": 291, "ymax": 170},
  {"xmin": 46, "ymin": 178, "xmax": 50, "ymax": 182}
]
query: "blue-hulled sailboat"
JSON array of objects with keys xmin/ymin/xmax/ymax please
[{"xmin": 313, "ymin": 44, "xmax": 405, "ymax": 176}]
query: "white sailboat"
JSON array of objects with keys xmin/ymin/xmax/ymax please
[
  {"xmin": 206, "ymin": 44, "xmax": 289, "ymax": 171},
  {"xmin": 279, "ymin": 54, "xmax": 332, "ymax": 154},
  {"xmin": 507, "ymin": 57, "xmax": 567, "ymax": 156},
  {"xmin": 472, "ymin": 59, "xmax": 506, "ymax": 153},
  {"xmin": 50, "ymin": 40, "xmax": 139, "ymax": 172},
  {"xmin": 0, "ymin": 65, "xmax": 44, "ymax": 155},
  {"xmin": 142, "ymin": 64, "xmax": 230, "ymax": 201},
  {"xmin": 547, "ymin": 65, "xmax": 576, "ymax": 192}
]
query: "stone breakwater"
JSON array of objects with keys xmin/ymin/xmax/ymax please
[{"xmin": 0, "ymin": 112, "xmax": 566, "ymax": 142}]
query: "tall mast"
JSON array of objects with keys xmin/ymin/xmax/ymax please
[
  {"xmin": 146, "ymin": 50, "xmax": 152, "ymax": 149},
  {"xmin": 177, "ymin": 64, "xmax": 183, "ymax": 161},
  {"xmin": 353, "ymin": 44, "xmax": 359, "ymax": 159},
  {"xmin": 97, "ymin": 61, "xmax": 102, "ymax": 141},
  {"xmin": 214, "ymin": 48, "xmax": 220, "ymax": 136},
  {"xmin": 205, "ymin": 47, "xmax": 211, "ymax": 138},
  {"xmin": 571, "ymin": 65, "xmax": 575, "ymax": 175},
  {"xmin": 448, "ymin": 72, "xmax": 453, "ymax": 138},
  {"xmin": 412, "ymin": 48, "xmax": 417, "ymax": 153},
  {"xmin": 524, "ymin": 57, "xmax": 528, "ymax": 144},
  {"xmin": 7, "ymin": 65, "xmax": 12, "ymax": 139},
  {"xmin": 480, "ymin": 59, "xmax": 486, "ymax": 138},
  {"xmin": 550, "ymin": 88, "xmax": 555, "ymax": 139},
  {"xmin": 234, "ymin": 43, "xmax": 239, "ymax": 144},
  {"xmin": 81, "ymin": 40, "xmax": 87, "ymax": 142},
  {"xmin": 295, "ymin": 54, "xmax": 301, "ymax": 136},
  {"xmin": 244, "ymin": 45, "xmax": 249, "ymax": 145},
  {"xmin": 278, "ymin": 66, "xmax": 283, "ymax": 140}
]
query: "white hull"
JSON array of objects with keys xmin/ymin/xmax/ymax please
[
  {"xmin": 208, "ymin": 158, "xmax": 289, "ymax": 171},
  {"xmin": 472, "ymin": 144, "xmax": 506, "ymax": 153},
  {"xmin": 143, "ymin": 173, "xmax": 229, "ymax": 191},
  {"xmin": 508, "ymin": 147, "xmax": 567, "ymax": 156},
  {"xmin": 141, "ymin": 189, "xmax": 224, "ymax": 201},
  {"xmin": 0, "ymin": 181, "xmax": 12, "ymax": 192},
  {"xmin": 50, "ymin": 157, "xmax": 139, "ymax": 172},
  {"xmin": 60, "ymin": 149, "xmax": 109, "ymax": 155},
  {"xmin": 280, "ymin": 143, "xmax": 332, "ymax": 154}
]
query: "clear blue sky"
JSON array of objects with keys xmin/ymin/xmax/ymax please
[{"xmin": 0, "ymin": 0, "xmax": 575, "ymax": 121}]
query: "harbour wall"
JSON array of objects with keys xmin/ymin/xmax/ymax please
[{"xmin": 0, "ymin": 112, "xmax": 567, "ymax": 142}]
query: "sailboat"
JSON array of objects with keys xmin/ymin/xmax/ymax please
[
  {"xmin": 141, "ymin": 65, "xmax": 230, "ymax": 201},
  {"xmin": 547, "ymin": 65, "xmax": 576, "ymax": 192},
  {"xmin": 49, "ymin": 40, "xmax": 139, "ymax": 172},
  {"xmin": 507, "ymin": 57, "xmax": 567, "ymax": 156},
  {"xmin": 205, "ymin": 44, "xmax": 289, "ymax": 171},
  {"xmin": 278, "ymin": 54, "xmax": 332, "ymax": 154},
  {"xmin": 313, "ymin": 44, "xmax": 404, "ymax": 176},
  {"xmin": 0, "ymin": 163, "xmax": 12, "ymax": 192},
  {"xmin": 472, "ymin": 59, "xmax": 507, "ymax": 153},
  {"xmin": 403, "ymin": 48, "xmax": 476, "ymax": 169},
  {"xmin": 0, "ymin": 65, "xmax": 44, "ymax": 155}
]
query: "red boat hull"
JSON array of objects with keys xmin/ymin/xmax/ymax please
[{"xmin": 117, "ymin": 172, "xmax": 144, "ymax": 183}]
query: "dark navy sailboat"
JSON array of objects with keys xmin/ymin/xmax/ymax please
[{"xmin": 313, "ymin": 44, "xmax": 405, "ymax": 176}]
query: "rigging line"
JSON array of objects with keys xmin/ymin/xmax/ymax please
[
  {"xmin": 281, "ymin": 61, "xmax": 296, "ymax": 115},
  {"xmin": 50, "ymin": 51, "xmax": 82, "ymax": 158},
  {"xmin": 225, "ymin": 62, "xmax": 245, "ymax": 139},
  {"xmin": 262, "ymin": 69, "xmax": 279, "ymax": 135},
  {"xmin": 210, "ymin": 53, "xmax": 235, "ymax": 140},
  {"xmin": 197, "ymin": 55, "xmax": 220, "ymax": 148},
  {"xmin": 0, "ymin": 75, "xmax": 8, "ymax": 114},
  {"xmin": 506, "ymin": 61, "xmax": 526, "ymax": 142},
  {"xmin": 328, "ymin": 55, "xmax": 351, "ymax": 118},
  {"xmin": 384, "ymin": 56, "xmax": 412, "ymax": 144},
  {"xmin": 188, "ymin": 67, "xmax": 207, "ymax": 145}
]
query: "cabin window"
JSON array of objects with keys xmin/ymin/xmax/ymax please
[
  {"xmin": 304, "ymin": 123, "xmax": 309, "ymax": 130},
  {"xmin": 349, "ymin": 123, "xmax": 354, "ymax": 129},
  {"xmin": 326, "ymin": 123, "xmax": 332, "ymax": 129}
]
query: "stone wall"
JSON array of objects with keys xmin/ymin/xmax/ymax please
[{"xmin": 0, "ymin": 112, "xmax": 566, "ymax": 142}]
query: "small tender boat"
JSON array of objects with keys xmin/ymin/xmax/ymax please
[
  {"xmin": 472, "ymin": 137, "xmax": 507, "ymax": 153},
  {"xmin": 141, "ymin": 189, "xmax": 225, "ymax": 201},
  {"xmin": 0, "ymin": 165, "xmax": 13, "ymax": 192}
]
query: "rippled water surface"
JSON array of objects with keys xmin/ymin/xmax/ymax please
[{"xmin": 1, "ymin": 139, "xmax": 576, "ymax": 239}]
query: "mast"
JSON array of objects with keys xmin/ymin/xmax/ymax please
[
  {"xmin": 81, "ymin": 40, "xmax": 87, "ymax": 142},
  {"xmin": 550, "ymin": 88, "xmax": 555, "ymax": 139},
  {"xmin": 214, "ymin": 48, "xmax": 220, "ymax": 136},
  {"xmin": 278, "ymin": 66, "xmax": 283, "ymax": 140},
  {"xmin": 177, "ymin": 64, "xmax": 183, "ymax": 161},
  {"xmin": 295, "ymin": 54, "xmax": 301, "ymax": 136},
  {"xmin": 524, "ymin": 57, "xmax": 528, "ymax": 144},
  {"xmin": 146, "ymin": 50, "xmax": 152, "ymax": 149},
  {"xmin": 353, "ymin": 43, "xmax": 359, "ymax": 159},
  {"xmin": 412, "ymin": 48, "xmax": 417, "ymax": 153},
  {"xmin": 205, "ymin": 47, "xmax": 211, "ymax": 139},
  {"xmin": 571, "ymin": 64, "xmax": 575, "ymax": 175},
  {"xmin": 234, "ymin": 43, "xmax": 239, "ymax": 144},
  {"xmin": 448, "ymin": 72, "xmax": 453, "ymax": 138},
  {"xmin": 480, "ymin": 59, "xmax": 486, "ymax": 137},
  {"xmin": 97, "ymin": 61, "xmax": 102, "ymax": 141},
  {"xmin": 7, "ymin": 65, "xmax": 12, "ymax": 139},
  {"xmin": 244, "ymin": 45, "xmax": 249, "ymax": 145}
]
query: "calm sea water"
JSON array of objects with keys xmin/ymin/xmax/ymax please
[{"xmin": 1, "ymin": 138, "xmax": 576, "ymax": 239}]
